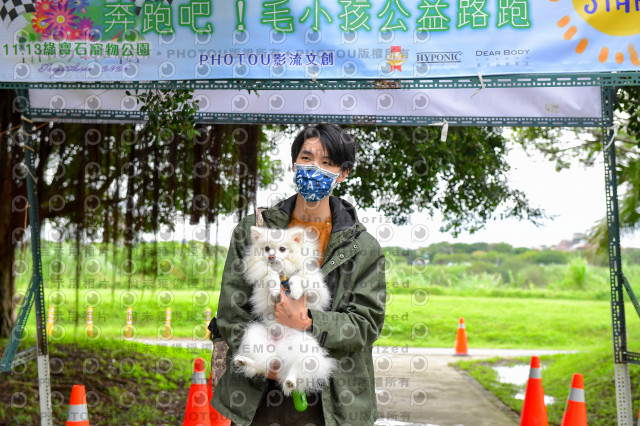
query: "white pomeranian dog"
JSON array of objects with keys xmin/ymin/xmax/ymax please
[{"xmin": 232, "ymin": 225, "xmax": 337, "ymax": 396}]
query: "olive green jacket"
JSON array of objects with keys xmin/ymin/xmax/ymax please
[{"xmin": 211, "ymin": 193, "xmax": 387, "ymax": 426}]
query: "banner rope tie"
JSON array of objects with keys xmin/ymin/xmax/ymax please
[
  {"xmin": 470, "ymin": 72, "xmax": 485, "ymax": 99},
  {"xmin": 604, "ymin": 123, "xmax": 619, "ymax": 150},
  {"xmin": 429, "ymin": 120, "xmax": 449, "ymax": 142}
]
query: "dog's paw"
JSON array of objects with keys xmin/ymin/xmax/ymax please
[
  {"xmin": 266, "ymin": 272, "xmax": 280, "ymax": 288},
  {"xmin": 284, "ymin": 379, "xmax": 296, "ymax": 392},
  {"xmin": 288, "ymin": 275, "xmax": 303, "ymax": 286},
  {"xmin": 233, "ymin": 356, "xmax": 260, "ymax": 378},
  {"xmin": 269, "ymin": 287, "xmax": 281, "ymax": 301},
  {"xmin": 289, "ymin": 285, "xmax": 303, "ymax": 300},
  {"xmin": 233, "ymin": 356, "xmax": 249, "ymax": 368},
  {"xmin": 287, "ymin": 276, "xmax": 304, "ymax": 299}
]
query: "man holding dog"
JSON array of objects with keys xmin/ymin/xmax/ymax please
[{"xmin": 211, "ymin": 123, "xmax": 387, "ymax": 426}]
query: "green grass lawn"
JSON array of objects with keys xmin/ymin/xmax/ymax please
[
  {"xmin": 0, "ymin": 335, "xmax": 215, "ymax": 425},
  {"xmin": 382, "ymin": 294, "xmax": 640, "ymax": 350},
  {"xmin": 8, "ymin": 241, "xmax": 640, "ymax": 424},
  {"xmin": 13, "ymin": 286, "xmax": 640, "ymax": 350},
  {"xmin": 455, "ymin": 344, "xmax": 640, "ymax": 426},
  {"xmin": 20, "ymin": 287, "xmax": 220, "ymax": 341},
  {"xmin": 6, "ymin": 285, "xmax": 640, "ymax": 425}
]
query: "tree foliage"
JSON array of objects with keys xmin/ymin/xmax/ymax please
[
  {"xmin": 511, "ymin": 87, "xmax": 640, "ymax": 255},
  {"xmin": 1, "ymin": 97, "xmax": 561, "ymax": 337},
  {"xmin": 0, "ymin": 87, "xmax": 277, "ymax": 336},
  {"xmin": 273, "ymin": 124, "xmax": 548, "ymax": 236}
]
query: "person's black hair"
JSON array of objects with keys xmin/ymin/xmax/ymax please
[{"xmin": 290, "ymin": 123, "xmax": 357, "ymax": 173}]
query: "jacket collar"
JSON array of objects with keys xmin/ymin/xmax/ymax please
[
  {"xmin": 261, "ymin": 193, "xmax": 367, "ymax": 275},
  {"xmin": 261, "ymin": 193, "xmax": 366, "ymax": 236}
]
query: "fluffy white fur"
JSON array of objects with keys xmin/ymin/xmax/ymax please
[{"xmin": 232, "ymin": 225, "xmax": 336, "ymax": 395}]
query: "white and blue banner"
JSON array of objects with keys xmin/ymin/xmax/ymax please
[
  {"xmin": 0, "ymin": 0, "xmax": 638, "ymax": 82},
  {"xmin": 27, "ymin": 86, "xmax": 604, "ymax": 124}
]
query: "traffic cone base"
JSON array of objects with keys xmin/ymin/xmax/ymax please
[{"xmin": 520, "ymin": 356, "xmax": 548, "ymax": 426}]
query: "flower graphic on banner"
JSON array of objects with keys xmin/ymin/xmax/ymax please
[
  {"xmin": 76, "ymin": 16, "xmax": 93, "ymax": 32},
  {"xmin": 43, "ymin": 0, "xmax": 78, "ymax": 37},
  {"xmin": 20, "ymin": 0, "xmax": 145, "ymax": 43},
  {"xmin": 34, "ymin": 0, "xmax": 56, "ymax": 16},
  {"xmin": 553, "ymin": 0, "xmax": 640, "ymax": 67},
  {"xmin": 31, "ymin": 13, "xmax": 49, "ymax": 34}
]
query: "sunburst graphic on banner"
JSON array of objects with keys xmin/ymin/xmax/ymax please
[{"xmin": 550, "ymin": 0, "xmax": 640, "ymax": 67}]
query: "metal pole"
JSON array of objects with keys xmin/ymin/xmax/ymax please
[
  {"xmin": 19, "ymin": 88, "xmax": 53, "ymax": 425},
  {"xmin": 602, "ymin": 86, "xmax": 633, "ymax": 426}
]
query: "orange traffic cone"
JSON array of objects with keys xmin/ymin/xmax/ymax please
[
  {"xmin": 561, "ymin": 373, "xmax": 587, "ymax": 426},
  {"xmin": 207, "ymin": 368, "xmax": 212, "ymax": 406},
  {"xmin": 520, "ymin": 356, "xmax": 548, "ymax": 426},
  {"xmin": 66, "ymin": 384, "xmax": 90, "ymax": 426},
  {"xmin": 454, "ymin": 317, "xmax": 469, "ymax": 355},
  {"xmin": 184, "ymin": 358, "xmax": 211, "ymax": 426}
]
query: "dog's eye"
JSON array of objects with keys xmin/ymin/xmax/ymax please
[
  {"xmin": 279, "ymin": 247, "xmax": 286, "ymax": 252},
  {"xmin": 264, "ymin": 246, "xmax": 271, "ymax": 252}
]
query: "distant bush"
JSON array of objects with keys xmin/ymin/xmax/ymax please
[
  {"xmin": 469, "ymin": 242, "xmax": 489, "ymax": 252},
  {"xmin": 425, "ymin": 264, "xmax": 467, "ymax": 286},
  {"xmin": 503, "ymin": 257, "xmax": 526, "ymax": 272},
  {"xmin": 452, "ymin": 242, "xmax": 476, "ymax": 254},
  {"xmin": 522, "ymin": 265, "xmax": 546, "ymax": 288},
  {"xmin": 475, "ymin": 250, "xmax": 507, "ymax": 265},
  {"xmin": 622, "ymin": 248, "xmax": 640, "ymax": 264},
  {"xmin": 467, "ymin": 261, "xmax": 499, "ymax": 275},
  {"xmin": 433, "ymin": 252, "xmax": 471, "ymax": 265},
  {"xmin": 487, "ymin": 242, "xmax": 513, "ymax": 253},
  {"xmin": 383, "ymin": 242, "xmax": 640, "ymax": 300},
  {"xmin": 518, "ymin": 249, "xmax": 569, "ymax": 265},
  {"xmin": 562, "ymin": 257, "xmax": 587, "ymax": 290}
]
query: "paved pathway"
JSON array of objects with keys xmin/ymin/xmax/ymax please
[{"xmin": 134, "ymin": 339, "xmax": 575, "ymax": 426}]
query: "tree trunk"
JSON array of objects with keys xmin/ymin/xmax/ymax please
[
  {"xmin": 0, "ymin": 89, "xmax": 23, "ymax": 338},
  {"xmin": 0, "ymin": 220, "xmax": 16, "ymax": 337}
]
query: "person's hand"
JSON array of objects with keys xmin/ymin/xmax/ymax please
[
  {"xmin": 266, "ymin": 360, "xmax": 280, "ymax": 380},
  {"xmin": 274, "ymin": 286, "xmax": 312, "ymax": 331}
]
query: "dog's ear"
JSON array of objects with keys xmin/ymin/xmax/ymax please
[
  {"xmin": 250, "ymin": 226, "xmax": 263, "ymax": 241},
  {"xmin": 290, "ymin": 227, "xmax": 304, "ymax": 244}
]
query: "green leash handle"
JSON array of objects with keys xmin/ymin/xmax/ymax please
[{"xmin": 292, "ymin": 389, "xmax": 308, "ymax": 411}]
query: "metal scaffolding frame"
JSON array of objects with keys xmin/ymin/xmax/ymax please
[
  {"xmin": 602, "ymin": 86, "xmax": 640, "ymax": 426},
  {"xmin": 0, "ymin": 87, "xmax": 53, "ymax": 425},
  {"xmin": 1, "ymin": 76, "xmax": 639, "ymax": 425}
]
